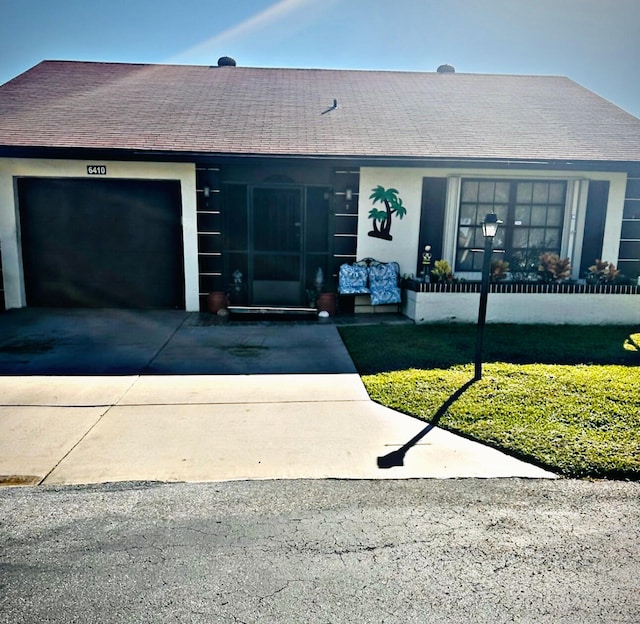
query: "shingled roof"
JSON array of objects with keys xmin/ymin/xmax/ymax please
[{"xmin": 2, "ymin": 60, "xmax": 640, "ymax": 163}]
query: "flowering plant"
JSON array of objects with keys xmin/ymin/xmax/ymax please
[{"xmin": 430, "ymin": 259, "xmax": 454, "ymax": 283}]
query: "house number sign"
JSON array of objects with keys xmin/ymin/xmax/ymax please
[{"xmin": 86, "ymin": 165, "xmax": 107, "ymax": 175}]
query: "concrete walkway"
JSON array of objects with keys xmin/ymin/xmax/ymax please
[{"xmin": 0, "ymin": 309, "xmax": 556, "ymax": 485}]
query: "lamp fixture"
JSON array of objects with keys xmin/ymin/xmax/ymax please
[
  {"xmin": 203, "ymin": 186, "xmax": 210, "ymax": 198},
  {"xmin": 345, "ymin": 188, "xmax": 353, "ymax": 201},
  {"xmin": 481, "ymin": 213, "xmax": 501, "ymax": 239}
]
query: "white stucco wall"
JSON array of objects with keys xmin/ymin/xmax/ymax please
[
  {"xmin": 357, "ymin": 166, "xmax": 627, "ymax": 279},
  {"xmin": 0, "ymin": 158, "xmax": 198, "ymax": 310},
  {"xmin": 355, "ymin": 169, "xmax": 424, "ymax": 273},
  {"xmin": 405, "ymin": 290, "xmax": 640, "ymax": 325}
]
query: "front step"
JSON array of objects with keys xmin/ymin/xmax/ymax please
[{"xmin": 228, "ymin": 305, "xmax": 318, "ymax": 319}]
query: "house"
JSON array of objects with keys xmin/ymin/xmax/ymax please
[{"xmin": 1, "ymin": 59, "xmax": 639, "ymax": 322}]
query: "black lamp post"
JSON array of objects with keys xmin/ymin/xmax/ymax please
[{"xmin": 474, "ymin": 213, "xmax": 501, "ymax": 381}]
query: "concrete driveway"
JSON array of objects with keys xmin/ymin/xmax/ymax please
[
  {"xmin": 0, "ymin": 308, "xmax": 556, "ymax": 485},
  {"xmin": 0, "ymin": 308, "xmax": 359, "ymax": 375}
]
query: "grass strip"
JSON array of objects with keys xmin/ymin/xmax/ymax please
[{"xmin": 340, "ymin": 324, "xmax": 640, "ymax": 479}]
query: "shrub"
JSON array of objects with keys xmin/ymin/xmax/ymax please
[
  {"xmin": 538, "ymin": 253, "xmax": 572, "ymax": 282},
  {"xmin": 586, "ymin": 259, "xmax": 623, "ymax": 285},
  {"xmin": 490, "ymin": 259, "xmax": 510, "ymax": 282},
  {"xmin": 431, "ymin": 259, "xmax": 454, "ymax": 283}
]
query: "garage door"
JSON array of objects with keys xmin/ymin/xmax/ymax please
[{"xmin": 18, "ymin": 178, "xmax": 185, "ymax": 308}]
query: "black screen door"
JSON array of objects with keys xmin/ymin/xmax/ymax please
[{"xmin": 251, "ymin": 187, "xmax": 303, "ymax": 305}]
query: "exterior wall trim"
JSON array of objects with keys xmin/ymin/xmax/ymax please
[
  {"xmin": 442, "ymin": 176, "xmax": 461, "ymax": 266},
  {"xmin": 406, "ymin": 280, "xmax": 640, "ymax": 295},
  {"xmin": 0, "ymin": 158, "xmax": 199, "ymax": 310},
  {"xmin": 404, "ymin": 288, "xmax": 639, "ymax": 325}
]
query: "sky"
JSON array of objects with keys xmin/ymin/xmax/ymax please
[{"xmin": 1, "ymin": 0, "xmax": 639, "ymax": 118}]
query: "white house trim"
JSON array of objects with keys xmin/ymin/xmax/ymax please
[
  {"xmin": 0, "ymin": 158, "xmax": 199, "ymax": 310},
  {"xmin": 568, "ymin": 179, "xmax": 590, "ymax": 278},
  {"xmin": 442, "ymin": 176, "xmax": 461, "ymax": 267}
]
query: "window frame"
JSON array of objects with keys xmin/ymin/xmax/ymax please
[{"xmin": 455, "ymin": 178, "xmax": 569, "ymax": 273}]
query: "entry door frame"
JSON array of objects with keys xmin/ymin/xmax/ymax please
[
  {"xmin": 249, "ymin": 184, "xmax": 305, "ymax": 306},
  {"xmin": 222, "ymin": 181, "xmax": 333, "ymax": 308}
]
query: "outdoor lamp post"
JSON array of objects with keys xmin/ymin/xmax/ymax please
[{"xmin": 474, "ymin": 213, "xmax": 501, "ymax": 381}]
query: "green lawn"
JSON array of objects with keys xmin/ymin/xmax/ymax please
[{"xmin": 339, "ymin": 324, "xmax": 640, "ymax": 479}]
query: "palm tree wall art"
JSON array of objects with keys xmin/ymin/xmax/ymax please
[{"xmin": 368, "ymin": 185, "xmax": 407, "ymax": 240}]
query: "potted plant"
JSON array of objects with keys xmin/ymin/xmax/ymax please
[
  {"xmin": 207, "ymin": 291, "xmax": 228, "ymax": 314},
  {"xmin": 317, "ymin": 292, "xmax": 336, "ymax": 315},
  {"xmin": 308, "ymin": 267, "xmax": 336, "ymax": 315}
]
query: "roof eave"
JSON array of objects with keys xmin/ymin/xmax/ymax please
[{"xmin": 1, "ymin": 144, "xmax": 639, "ymax": 172}]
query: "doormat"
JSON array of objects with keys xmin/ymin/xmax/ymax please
[{"xmin": 228, "ymin": 306, "xmax": 319, "ymax": 321}]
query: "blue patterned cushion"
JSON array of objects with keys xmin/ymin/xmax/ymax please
[
  {"xmin": 338, "ymin": 263, "xmax": 370, "ymax": 294},
  {"xmin": 369, "ymin": 263, "xmax": 401, "ymax": 305}
]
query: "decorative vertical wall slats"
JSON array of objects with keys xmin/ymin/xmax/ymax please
[
  {"xmin": 619, "ymin": 167, "xmax": 640, "ymax": 281},
  {"xmin": 332, "ymin": 168, "xmax": 360, "ymax": 313},
  {"xmin": 332, "ymin": 168, "xmax": 360, "ymax": 280},
  {"xmin": 195, "ymin": 166, "xmax": 223, "ymax": 310}
]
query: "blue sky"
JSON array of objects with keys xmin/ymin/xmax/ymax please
[{"xmin": 2, "ymin": 0, "xmax": 639, "ymax": 117}]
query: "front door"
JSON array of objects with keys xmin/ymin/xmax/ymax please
[{"xmin": 251, "ymin": 187, "xmax": 303, "ymax": 305}]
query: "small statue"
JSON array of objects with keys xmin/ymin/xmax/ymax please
[
  {"xmin": 229, "ymin": 269, "xmax": 244, "ymax": 304},
  {"xmin": 314, "ymin": 267, "xmax": 324, "ymax": 292},
  {"xmin": 421, "ymin": 245, "xmax": 432, "ymax": 282}
]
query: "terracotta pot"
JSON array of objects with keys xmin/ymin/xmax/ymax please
[
  {"xmin": 317, "ymin": 292, "xmax": 336, "ymax": 316},
  {"xmin": 207, "ymin": 291, "xmax": 228, "ymax": 314}
]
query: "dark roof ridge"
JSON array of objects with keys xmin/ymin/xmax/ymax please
[{"xmin": 31, "ymin": 59, "xmax": 571, "ymax": 80}]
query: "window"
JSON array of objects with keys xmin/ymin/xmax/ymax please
[{"xmin": 456, "ymin": 179, "xmax": 567, "ymax": 271}]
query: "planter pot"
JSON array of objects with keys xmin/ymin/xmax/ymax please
[
  {"xmin": 207, "ymin": 291, "xmax": 229, "ymax": 314},
  {"xmin": 317, "ymin": 292, "xmax": 336, "ymax": 316}
]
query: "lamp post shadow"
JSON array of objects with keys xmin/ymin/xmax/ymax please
[{"xmin": 377, "ymin": 378, "xmax": 477, "ymax": 469}]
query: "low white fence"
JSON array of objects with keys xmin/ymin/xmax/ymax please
[{"xmin": 403, "ymin": 282, "xmax": 640, "ymax": 325}]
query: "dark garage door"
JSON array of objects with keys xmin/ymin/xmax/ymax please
[{"xmin": 18, "ymin": 178, "xmax": 185, "ymax": 308}]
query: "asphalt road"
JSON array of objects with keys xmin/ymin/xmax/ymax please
[{"xmin": 1, "ymin": 479, "xmax": 639, "ymax": 624}]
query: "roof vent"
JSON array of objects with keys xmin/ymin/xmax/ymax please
[
  {"xmin": 217, "ymin": 56, "xmax": 237, "ymax": 67},
  {"xmin": 437, "ymin": 64, "xmax": 455, "ymax": 74}
]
